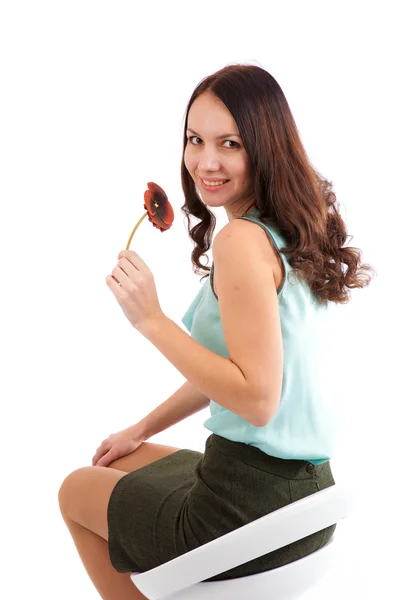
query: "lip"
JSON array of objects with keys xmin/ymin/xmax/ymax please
[
  {"xmin": 200, "ymin": 177, "xmax": 230, "ymax": 192},
  {"xmin": 199, "ymin": 177, "xmax": 229, "ymax": 182}
]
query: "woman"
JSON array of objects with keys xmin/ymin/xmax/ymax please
[{"xmin": 58, "ymin": 64, "xmax": 375, "ymax": 600}]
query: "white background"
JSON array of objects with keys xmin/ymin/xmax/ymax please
[{"xmin": 1, "ymin": 1, "xmax": 398, "ymax": 598}]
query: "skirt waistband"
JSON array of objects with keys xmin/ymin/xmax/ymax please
[{"xmin": 207, "ymin": 433, "xmax": 328, "ymax": 480}]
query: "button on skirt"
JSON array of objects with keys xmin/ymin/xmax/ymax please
[{"xmin": 107, "ymin": 433, "xmax": 336, "ymax": 581}]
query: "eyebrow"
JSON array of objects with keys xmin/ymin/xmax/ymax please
[{"xmin": 187, "ymin": 128, "xmax": 241, "ymax": 139}]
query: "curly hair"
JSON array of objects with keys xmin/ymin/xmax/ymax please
[{"xmin": 180, "ymin": 63, "xmax": 376, "ymax": 304}]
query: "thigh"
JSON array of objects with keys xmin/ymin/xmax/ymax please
[{"xmin": 107, "ymin": 441, "xmax": 183, "ymax": 472}]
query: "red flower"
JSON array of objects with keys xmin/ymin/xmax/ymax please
[
  {"xmin": 126, "ymin": 182, "xmax": 174, "ymax": 250},
  {"xmin": 144, "ymin": 182, "xmax": 174, "ymax": 232}
]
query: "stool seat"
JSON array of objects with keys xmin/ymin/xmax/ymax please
[{"xmin": 130, "ymin": 481, "xmax": 353, "ymax": 600}]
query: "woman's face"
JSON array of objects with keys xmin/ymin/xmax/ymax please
[{"xmin": 184, "ymin": 91, "xmax": 255, "ymax": 220}]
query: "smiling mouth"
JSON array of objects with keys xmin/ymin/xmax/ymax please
[{"xmin": 200, "ymin": 178, "xmax": 230, "ymax": 188}]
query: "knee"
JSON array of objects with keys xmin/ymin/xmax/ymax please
[{"xmin": 58, "ymin": 466, "xmax": 91, "ymax": 516}]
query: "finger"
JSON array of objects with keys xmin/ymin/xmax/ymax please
[
  {"xmin": 106, "ymin": 274, "xmax": 122, "ymax": 288},
  {"xmin": 92, "ymin": 450, "xmax": 104, "ymax": 465},
  {"xmin": 97, "ymin": 451, "xmax": 114, "ymax": 468},
  {"xmin": 118, "ymin": 249, "xmax": 135, "ymax": 261},
  {"xmin": 116, "ymin": 259, "xmax": 138, "ymax": 281},
  {"xmin": 111, "ymin": 266, "xmax": 131, "ymax": 286},
  {"xmin": 93, "ymin": 455, "xmax": 107, "ymax": 467},
  {"xmin": 92, "ymin": 444, "xmax": 108, "ymax": 464},
  {"xmin": 119, "ymin": 249, "xmax": 148, "ymax": 271}
]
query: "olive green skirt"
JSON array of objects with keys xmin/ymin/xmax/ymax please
[{"xmin": 107, "ymin": 433, "xmax": 336, "ymax": 581}]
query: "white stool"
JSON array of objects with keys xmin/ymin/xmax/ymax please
[{"xmin": 130, "ymin": 482, "xmax": 353, "ymax": 600}]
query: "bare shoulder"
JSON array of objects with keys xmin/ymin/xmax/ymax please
[
  {"xmin": 213, "ymin": 218, "xmax": 283, "ymax": 289},
  {"xmin": 215, "ymin": 218, "xmax": 276, "ymax": 260}
]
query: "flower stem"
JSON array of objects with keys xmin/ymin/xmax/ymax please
[{"xmin": 126, "ymin": 211, "xmax": 147, "ymax": 250}]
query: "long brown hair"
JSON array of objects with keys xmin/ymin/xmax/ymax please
[{"xmin": 180, "ymin": 64, "xmax": 376, "ymax": 304}]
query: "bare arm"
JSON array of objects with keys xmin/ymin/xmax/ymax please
[
  {"xmin": 133, "ymin": 380, "xmax": 210, "ymax": 441},
  {"xmin": 140, "ymin": 316, "xmax": 265, "ymax": 426}
]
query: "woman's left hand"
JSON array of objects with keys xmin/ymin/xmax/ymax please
[{"xmin": 106, "ymin": 249, "xmax": 164, "ymax": 332}]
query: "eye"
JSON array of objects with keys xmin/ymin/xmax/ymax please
[
  {"xmin": 188, "ymin": 136, "xmax": 239, "ymax": 149},
  {"xmin": 223, "ymin": 140, "xmax": 239, "ymax": 149}
]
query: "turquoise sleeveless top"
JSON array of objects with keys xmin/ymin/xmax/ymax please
[{"xmin": 181, "ymin": 207, "xmax": 337, "ymax": 464}]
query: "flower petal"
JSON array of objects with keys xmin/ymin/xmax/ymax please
[{"xmin": 144, "ymin": 182, "xmax": 174, "ymax": 232}]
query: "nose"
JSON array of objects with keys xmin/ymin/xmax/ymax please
[{"xmin": 197, "ymin": 147, "xmax": 222, "ymax": 172}]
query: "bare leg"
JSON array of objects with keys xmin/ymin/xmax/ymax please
[
  {"xmin": 59, "ymin": 443, "xmax": 184, "ymax": 600},
  {"xmin": 63, "ymin": 513, "xmax": 149, "ymax": 600}
]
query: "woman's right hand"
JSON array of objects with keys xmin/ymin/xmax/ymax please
[{"xmin": 92, "ymin": 425, "xmax": 145, "ymax": 468}]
